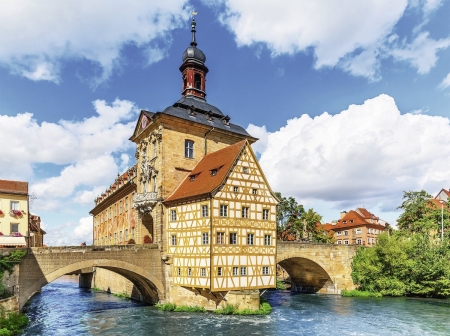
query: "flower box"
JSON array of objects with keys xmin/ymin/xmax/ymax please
[
  {"xmin": 10, "ymin": 210, "xmax": 22, "ymax": 217},
  {"xmin": 0, "ymin": 210, "xmax": 3, "ymax": 215}
]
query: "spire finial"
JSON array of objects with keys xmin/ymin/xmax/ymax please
[{"xmin": 190, "ymin": 12, "xmax": 198, "ymax": 47}]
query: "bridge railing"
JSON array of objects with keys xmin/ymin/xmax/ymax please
[
  {"xmin": 27, "ymin": 244, "xmax": 159, "ymax": 254},
  {"xmin": 277, "ymin": 240, "xmax": 359, "ymax": 246}
]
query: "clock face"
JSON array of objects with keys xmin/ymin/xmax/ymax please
[{"xmin": 141, "ymin": 116, "xmax": 148, "ymax": 129}]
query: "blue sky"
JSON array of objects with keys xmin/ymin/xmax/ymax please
[{"xmin": 0, "ymin": 0, "xmax": 449, "ymax": 245}]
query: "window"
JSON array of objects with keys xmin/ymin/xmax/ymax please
[
  {"xmin": 10, "ymin": 223, "xmax": 19, "ymax": 233},
  {"xmin": 114, "ymin": 232, "xmax": 117, "ymax": 244},
  {"xmin": 262, "ymin": 266, "xmax": 269, "ymax": 275},
  {"xmin": 119, "ymin": 231, "xmax": 123, "ymax": 242},
  {"xmin": 183, "ymin": 75, "xmax": 187, "ymax": 90},
  {"xmin": 350, "ymin": 220, "xmax": 354, "ymax": 223},
  {"xmin": 10, "ymin": 201, "xmax": 19, "ymax": 210},
  {"xmin": 185, "ymin": 140, "xmax": 194, "ymax": 158},
  {"xmin": 220, "ymin": 205, "xmax": 228, "ymax": 217},
  {"xmin": 355, "ymin": 229, "xmax": 362, "ymax": 234},
  {"xmin": 211, "ymin": 169, "xmax": 218, "ymax": 176},
  {"xmin": 343, "ymin": 220, "xmax": 347, "ymax": 224},
  {"xmin": 171, "ymin": 235, "xmax": 177, "ymax": 246},
  {"xmin": 188, "ymin": 268, "xmax": 192, "ymax": 276},
  {"xmin": 132, "ymin": 227, "xmax": 135, "ymax": 240},
  {"xmin": 171, "ymin": 210, "xmax": 177, "ymax": 221},
  {"xmin": 177, "ymin": 268, "xmax": 181, "ymax": 276},
  {"xmin": 337, "ymin": 231, "xmax": 342, "ymax": 236},
  {"xmin": 252, "ymin": 189, "xmax": 258, "ymax": 195},
  {"xmin": 119, "ymin": 201, "xmax": 122, "ymax": 214},
  {"xmin": 356, "ymin": 239, "xmax": 362, "ymax": 245},
  {"xmin": 264, "ymin": 235, "xmax": 271, "ymax": 246},
  {"xmin": 125, "ymin": 197, "xmax": 129, "ymax": 210},
  {"xmin": 153, "ymin": 141, "xmax": 157, "ymax": 158},
  {"xmin": 344, "ymin": 240, "xmax": 349, "ymax": 245},
  {"xmin": 242, "ymin": 207, "xmax": 249, "ymax": 218},
  {"xmin": 233, "ymin": 267, "xmax": 239, "ymax": 276},
  {"xmin": 201, "ymin": 268, "xmax": 206, "ymax": 277},
  {"xmin": 344, "ymin": 230, "xmax": 349, "ymax": 236},
  {"xmin": 247, "ymin": 233, "xmax": 254, "ymax": 245},
  {"xmin": 243, "ymin": 167, "xmax": 248, "ymax": 174},
  {"xmin": 114, "ymin": 204, "xmax": 117, "ymax": 216},
  {"xmin": 189, "ymin": 175, "xmax": 196, "ymax": 182},
  {"xmin": 263, "ymin": 209, "xmax": 269, "ymax": 220},
  {"xmin": 125, "ymin": 229, "xmax": 128, "ymax": 241},
  {"xmin": 337, "ymin": 240, "xmax": 342, "ymax": 244},
  {"xmin": 233, "ymin": 186, "xmax": 239, "ymax": 192},
  {"xmin": 194, "ymin": 73, "xmax": 202, "ymax": 90},
  {"xmin": 217, "ymin": 232, "xmax": 225, "ymax": 244},
  {"xmin": 202, "ymin": 205, "xmax": 208, "ymax": 217},
  {"xmin": 240, "ymin": 267, "xmax": 247, "ymax": 276},
  {"xmin": 230, "ymin": 233, "xmax": 237, "ymax": 245},
  {"xmin": 202, "ymin": 232, "xmax": 209, "ymax": 245},
  {"xmin": 153, "ymin": 176, "xmax": 157, "ymax": 192},
  {"xmin": 218, "ymin": 267, "xmax": 223, "ymax": 276}
]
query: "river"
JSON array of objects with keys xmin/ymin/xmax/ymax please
[{"xmin": 20, "ymin": 276, "xmax": 450, "ymax": 335}]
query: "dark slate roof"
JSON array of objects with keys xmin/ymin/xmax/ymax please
[
  {"xmin": 174, "ymin": 96, "xmax": 223, "ymax": 117},
  {"xmin": 161, "ymin": 105, "xmax": 251, "ymax": 137},
  {"xmin": 182, "ymin": 46, "xmax": 206, "ymax": 63}
]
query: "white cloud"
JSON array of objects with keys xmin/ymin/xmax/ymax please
[
  {"xmin": 73, "ymin": 216, "xmax": 94, "ymax": 244},
  {"xmin": 390, "ymin": 32, "xmax": 450, "ymax": 74},
  {"xmin": 439, "ymin": 73, "xmax": 450, "ymax": 90},
  {"xmin": 248, "ymin": 94, "xmax": 450, "ymax": 218},
  {"xmin": 0, "ymin": 0, "xmax": 190, "ymax": 83},
  {"xmin": 0, "ymin": 98, "xmax": 137, "ymax": 180},
  {"xmin": 206, "ymin": 0, "xmax": 449, "ymax": 79}
]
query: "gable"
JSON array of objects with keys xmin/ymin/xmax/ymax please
[{"xmin": 129, "ymin": 110, "xmax": 156, "ymax": 141}]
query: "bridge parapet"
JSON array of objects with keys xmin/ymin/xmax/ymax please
[{"xmin": 28, "ymin": 244, "xmax": 159, "ymax": 254}]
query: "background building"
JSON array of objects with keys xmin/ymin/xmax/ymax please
[{"xmin": 323, "ymin": 208, "xmax": 387, "ymax": 246}]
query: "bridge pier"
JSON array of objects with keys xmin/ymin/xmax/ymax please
[{"xmin": 79, "ymin": 273, "xmax": 93, "ymax": 289}]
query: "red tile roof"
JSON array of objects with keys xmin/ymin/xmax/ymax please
[
  {"xmin": 323, "ymin": 208, "xmax": 387, "ymax": 231},
  {"xmin": 0, "ymin": 179, "xmax": 28, "ymax": 196},
  {"xmin": 165, "ymin": 140, "xmax": 246, "ymax": 203}
]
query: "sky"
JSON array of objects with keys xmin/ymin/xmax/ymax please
[{"xmin": 0, "ymin": 0, "xmax": 449, "ymax": 245}]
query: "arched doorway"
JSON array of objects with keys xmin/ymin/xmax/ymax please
[
  {"xmin": 141, "ymin": 214, "xmax": 154, "ymax": 243},
  {"xmin": 278, "ymin": 257, "xmax": 333, "ymax": 293}
]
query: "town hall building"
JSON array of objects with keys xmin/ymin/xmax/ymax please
[{"xmin": 90, "ymin": 17, "xmax": 278, "ymax": 309}]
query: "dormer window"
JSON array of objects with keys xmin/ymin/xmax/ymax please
[
  {"xmin": 343, "ymin": 220, "xmax": 347, "ymax": 224},
  {"xmin": 189, "ymin": 175, "xmax": 197, "ymax": 182},
  {"xmin": 194, "ymin": 73, "xmax": 202, "ymax": 90}
]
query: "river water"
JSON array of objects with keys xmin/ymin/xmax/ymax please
[{"xmin": 21, "ymin": 276, "xmax": 450, "ymax": 336}]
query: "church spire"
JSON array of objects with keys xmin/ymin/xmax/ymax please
[{"xmin": 180, "ymin": 16, "xmax": 209, "ymax": 100}]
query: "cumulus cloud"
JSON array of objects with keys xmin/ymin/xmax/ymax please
[
  {"xmin": 0, "ymin": 0, "xmax": 190, "ymax": 84},
  {"xmin": 0, "ymin": 98, "xmax": 137, "ymax": 179},
  {"xmin": 44, "ymin": 216, "xmax": 93, "ymax": 246},
  {"xmin": 205, "ymin": 0, "xmax": 448, "ymax": 79},
  {"xmin": 248, "ymin": 94, "xmax": 450, "ymax": 214}
]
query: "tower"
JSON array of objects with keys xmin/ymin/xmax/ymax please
[{"xmin": 180, "ymin": 18, "xmax": 208, "ymax": 99}]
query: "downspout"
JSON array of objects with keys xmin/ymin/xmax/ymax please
[{"xmin": 204, "ymin": 127, "xmax": 215, "ymax": 155}]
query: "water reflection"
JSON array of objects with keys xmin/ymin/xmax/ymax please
[{"xmin": 21, "ymin": 277, "xmax": 450, "ymax": 336}]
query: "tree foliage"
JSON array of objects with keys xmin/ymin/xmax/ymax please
[{"xmin": 275, "ymin": 192, "xmax": 333, "ymax": 243}]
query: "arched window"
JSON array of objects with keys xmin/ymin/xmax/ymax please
[
  {"xmin": 183, "ymin": 75, "xmax": 187, "ymax": 90},
  {"xmin": 194, "ymin": 73, "xmax": 202, "ymax": 90}
]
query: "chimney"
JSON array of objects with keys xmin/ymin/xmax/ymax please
[{"xmin": 340, "ymin": 211, "xmax": 347, "ymax": 219}]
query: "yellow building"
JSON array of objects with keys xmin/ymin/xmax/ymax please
[
  {"xmin": 91, "ymin": 18, "xmax": 278, "ymax": 308},
  {"xmin": 0, "ymin": 179, "xmax": 29, "ymax": 247}
]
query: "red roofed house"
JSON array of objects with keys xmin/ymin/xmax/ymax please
[{"xmin": 323, "ymin": 208, "xmax": 388, "ymax": 246}]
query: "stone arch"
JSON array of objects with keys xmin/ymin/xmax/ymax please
[
  {"xmin": 20, "ymin": 259, "xmax": 164, "ymax": 309},
  {"xmin": 277, "ymin": 256, "xmax": 334, "ymax": 293}
]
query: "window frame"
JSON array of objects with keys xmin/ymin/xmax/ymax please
[
  {"xmin": 185, "ymin": 139, "xmax": 194, "ymax": 159},
  {"xmin": 171, "ymin": 210, "xmax": 177, "ymax": 221},
  {"xmin": 202, "ymin": 205, "xmax": 209, "ymax": 218},
  {"xmin": 264, "ymin": 235, "xmax": 271, "ymax": 246},
  {"xmin": 240, "ymin": 267, "xmax": 247, "ymax": 276},
  {"xmin": 242, "ymin": 206, "xmax": 249, "ymax": 218},
  {"xmin": 229, "ymin": 232, "xmax": 237, "ymax": 245},
  {"xmin": 262, "ymin": 266, "xmax": 269, "ymax": 275},
  {"xmin": 247, "ymin": 233, "xmax": 254, "ymax": 245},
  {"xmin": 263, "ymin": 209, "xmax": 269, "ymax": 220},
  {"xmin": 217, "ymin": 232, "xmax": 225, "ymax": 245},
  {"xmin": 171, "ymin": 235, "xmax": 177, "ymax": 246},
  {"xmin": 201, "ymin": 268, "xmax": 206, "ymax": 277},
  {"xmin": 218, "ymin": 267, "xmax": 223, "ymax": 276},
  {"xmin": 202, "ymin": 232, "xmax": 209, "ymax": 245},
  {"xmin": 220, "ymin": 204, "xmax": 228, "ymax": 217},
  {"xmin": 233, "ymin": 267, "xmax": 239, "ymax": 276}
]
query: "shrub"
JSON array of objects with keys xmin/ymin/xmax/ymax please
[
  {"xmin": 214, "ymin": 303, "xmax": 238, "ymax": 315},
  {"xmin": 143, "ymin": 235, "xmax": 152, "ymax": 244},
  {"xmin": 0, "ymin": 311, "xmax": 29, "ymax": 335},
  {"xmin": 155, "ymin": 303, "xmax": 176, "ymax": 311},
  {"xmin": 215, "ymin": 302, "xmax": 272, "ymax": 315},
  {"xmin": 341, "ymin": 289, "xmax": 382, "ymax": 298},
  {"xmin": 276, "ymin": 280, "xmax": 287, "ymax": 290},
  {"xmin": 127, "ymin": 239, "xmax": 136, "ymax": 244}
]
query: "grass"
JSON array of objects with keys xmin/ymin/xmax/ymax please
[
  {"xmin": 113, "ymin": 291, "xmax": 130, "ymax": 299},
  {"xmin": 276, "ymin": 280, "xmax": 287, "ymax": 290},
  {"xmin": 341, "ymin": 289, "xmax": 382, "ymax": 298},
  {"xmin": 155, "ymin": 303, "xmax": 206, "ymax": 312},
  {"xmin": 214, "ymin": 301, "xmax": 272, "ymax": 316},
  {"xmin": 91, "ymin": 286, "xmax": 100, "ymax": 291}
]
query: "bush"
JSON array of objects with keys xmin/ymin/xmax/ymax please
[
  {"xmin": 127, "ymin": 239, "xmax": 135, "ymax": 244},
  {"xmin": 0, "ymin": 311, "xmax": 29, "ymax": 335},
  {"xmin": 143, "ymin": 235, "xmax": 152, "ymax": 244},
  {"xmin": 173, "ymin": 305, "xmax": 206, "ymax": 312},
  {"xmin": 155, "ymin": 303, "xmax": 176, "ymax": 311},
  {"xmin": 214, "ymin": 303, "xmax": 237, "ymax": 315},
  {"xmin": 215, "ymin": 302, "xmax": 272, "ymax": 315},
  {"xmin": 341, "ymin": 290, "xmax": 382, "ymax": 298},
  {"xmin": 276, "ymin": 280, "xmax": 287, "ymax": 290}
]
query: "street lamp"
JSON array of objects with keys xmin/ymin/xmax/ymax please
[{"xmin": 439, "ymin": 200, "xmax": 445, "ymax": 242}]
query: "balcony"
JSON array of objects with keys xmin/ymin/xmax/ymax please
[{"xmin": 133, "ymin": 192, "xmax": 158, "ymax": 215}]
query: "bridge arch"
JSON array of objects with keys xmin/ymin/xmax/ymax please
[{"xmin": 20, "ymin": 259, "xmax": 164, "ymax": 309}]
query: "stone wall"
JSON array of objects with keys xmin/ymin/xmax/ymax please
[
  {"xmin": 0, "ymin": 296, "xmax": 19, "ymax": 313},
  {"xmin": 93, "ymin": 268, "xmax": 142, "ymax": 300}
]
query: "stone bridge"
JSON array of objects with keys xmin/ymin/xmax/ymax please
[
  {"xmin": 277, "ymin": 242, "xmax": 358, "ymax": 294},
  {"xmin": 14, "ymin": 242, "xmax": 358, "ymax": 309},
  {"xmin": 17, "ymin": 244, "xmax": 164, "ymax": 309}
]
